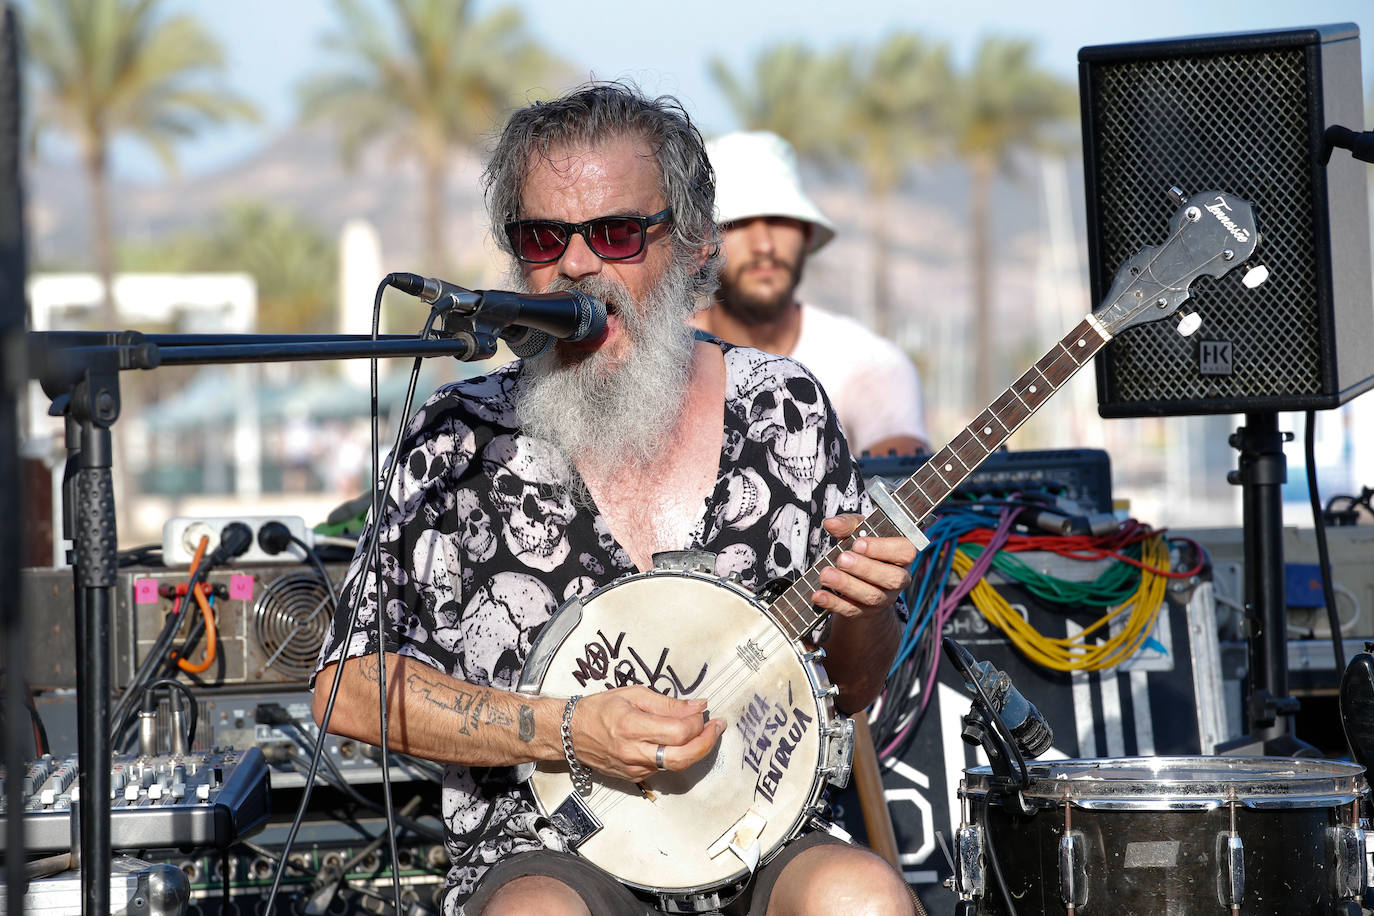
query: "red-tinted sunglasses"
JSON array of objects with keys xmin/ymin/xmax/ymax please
[{"xmin": 504, "ymin": 207, "xmax": 673, "ymax": 264}]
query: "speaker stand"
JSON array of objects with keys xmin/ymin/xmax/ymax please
[{"xmin": 1215, "ymin": 411, "xmax": 1320, "ymax": 758}]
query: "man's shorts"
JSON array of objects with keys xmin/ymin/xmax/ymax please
[{"xmin": 461, "ymin": 830, "xmax": 846, "ymax": 915}]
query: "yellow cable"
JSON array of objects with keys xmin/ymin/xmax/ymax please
[{"xmin": 952, "ymin": 534, "xmax": 1170, "ymax": 672}]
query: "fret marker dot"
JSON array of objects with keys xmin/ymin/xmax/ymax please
[
  {"xmin": 983, "ymin": 426, "xmax": 992, "ymax": 435},
  {"xmin": 1029, "ymin": 385, "xmax": 1038, "ymax": 393},
  {"xmin": 1077, "ymin": 339, "xmax": 1086, "ymax": 347},
  {"xmin": 944, "ymin": 463, "xmax": 953, "ymax": 472}
]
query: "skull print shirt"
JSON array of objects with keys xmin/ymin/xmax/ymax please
[{"xmin": 314, "ymin": 338, "xmax": 880, "ymax": 912}]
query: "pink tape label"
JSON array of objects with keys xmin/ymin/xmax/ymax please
[
  {"xmin": 133, "ymin": 579, "xmax": 158, "ymax": 604},
  {"xmin": 228, "ymin": 575, "xmax": 254, "ymax": 601}
]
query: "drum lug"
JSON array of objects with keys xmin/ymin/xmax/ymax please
[
  {"xmin": 823, "ymin": 716, "xmax": 855, "ymax": 789},
  {"xmin": 813, "ymin": 683, "xmax": 840, "ymax": 700},
  {"xmin": 1215, "ymin": 833, "xmax": 1245, "ymax": 909},
  {"xmin": 954, "ymin": 823, "xmax": 986, "ymax": 899},
  {"xmin": 1328, "ymin": 825, "xmax": 1367, "ymax": 899},
  {"xmin": 1058, "ymin": 829, "xmax": 1087, "ymax": 909},
  {"xmin": 802, "ymin": 647, "xmax": 827, "ymax": 663}
]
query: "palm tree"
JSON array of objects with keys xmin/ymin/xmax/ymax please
[
  {"xmin": 951, "ymin": 37, "xmax": 1076, "ymax": 406},
  {"xmin": 831, "ymin": 35, "xmax": 954, "ymax": 340},
  {"xmin": 120, "ymin": 201, "xmax": 340, "ymax": 333},
  {"xmin": 709, "ymin": 43, "xmax": 847, "ymax": 157},
  {"xmin": 299, "ymin": 0, "xmax": 569, "ymax": 274},
  {"xmin": 711, "ymin": 34, "xmax": 954, "ymax": 339},
  {"xmin": 26, "ymin": 0, "xmax": 257, "ymax": 328}
]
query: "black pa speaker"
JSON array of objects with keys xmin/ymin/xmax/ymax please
[{"xmin": 1080, "ymin": 23, "xmax": 1374, "ymax": 417}]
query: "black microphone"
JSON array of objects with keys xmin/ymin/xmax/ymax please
[
  {"xmin": 386, "ymin": 273, "xmax": 608, "ymax": 346},
  {"xmin": 946, "ymin": 638, "xmax": 1054, "ymax": 758},
  {"xmin": 1339, "ymin": 642, "xmax": 1374, "ymax": 772}
]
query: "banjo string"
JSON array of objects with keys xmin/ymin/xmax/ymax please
[{"xmin": 579, "ymin": 618, "xmax": 801, "ymax": 820}]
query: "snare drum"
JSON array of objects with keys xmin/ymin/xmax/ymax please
[{"xmin": 955, "ymin": 757, "xmax": 1367, "ymax": 915}]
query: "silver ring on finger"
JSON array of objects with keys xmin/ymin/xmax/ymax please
[{"xmin": 655, "ymin": 744, "xmax": 667, "ymax": 771}]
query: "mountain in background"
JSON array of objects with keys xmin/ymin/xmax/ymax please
[{"xmin": 25, "ymin": 121, "xmax": 1072, "ymax": 338}]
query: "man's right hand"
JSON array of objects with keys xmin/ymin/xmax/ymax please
[{"xmin": 568, "ymin": 687, "xmax": 726, "ymax": 782}]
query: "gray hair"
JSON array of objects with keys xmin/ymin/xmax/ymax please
[{"xmin": 482, "ymin": 81, "xmax": 722, "ymax": 298}]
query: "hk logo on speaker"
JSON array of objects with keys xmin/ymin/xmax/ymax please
[{"xmin": 1199, "ymin": 339, "xmax": 1232, "ymax": 376}]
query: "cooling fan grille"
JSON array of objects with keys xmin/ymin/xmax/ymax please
[{"xmin": 252, "ymin": 571, "xmax": 335, "ymax": 681}]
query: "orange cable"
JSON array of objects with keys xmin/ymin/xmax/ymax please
[
  {"xmin": 175, "ymin": 584, "xmax": 217, "ymax": 674},
  {"xmin": 167, "ymin": 535, "xmax": 212, "ymax": 671}
]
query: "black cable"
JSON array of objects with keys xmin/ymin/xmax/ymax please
[
  {"xmin": 116, "ymin": 543, "xmax": 162, "ymax": 567},
  {"xmin": 142, "ymin": 677, "xmax": 198, "ymax": 750},
  {"xmin": 157, "ymin": 523, "xmax": 253, "ymax": 682},
  {"xmin": 112, "ymin": 525, "xmax": 252, "ymax": 745},
  {"xmin": 280, "ymin": 755, "xmax": 446, "ymax": 844},
  {"xmin": 372, "ymin": 289, "xmax": 408, "ymax": 916},
  {"xmin": 110, "ymin": 561, "xmax": 211, "ymax": 745},
  {"xmin": 1304, "ymin": 410, "xmax": 1345, "ymax": 671},
  {"xmin": 264, "ymin": 280, "xmax": 439, "ymax": 915},
  {"xmin": 983, "ymin": 794, "xmax": 1018, "ymax": 916},
  {"xmin": 24, "ymin": 686, "xmax": 49, "ymax": 756},
  {"xmin": 1323, "ymin": 488, "xmax": 1374, "ymax": 526}
]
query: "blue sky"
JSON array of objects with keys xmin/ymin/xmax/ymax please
[{"xmin": 113, "ymin": 0, "xmax": 1374, "ymax": 180}]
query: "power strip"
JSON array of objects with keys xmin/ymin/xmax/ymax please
[{"xmin": 162, "ymin": 515, "xmax": 311, "ymax": 566}]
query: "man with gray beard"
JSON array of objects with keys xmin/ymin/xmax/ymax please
[
  {"xmin": 313, "ymin": 83, "xmax": 917, "ymax": 916},
  {"xmin": 513, "ymin": 264, "xmax": 698, "ymax": 494}
]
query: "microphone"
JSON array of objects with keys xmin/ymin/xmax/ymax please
[
  {"xmin": 386, "ymin": 273, "xmax": 608, "ymax": 348},
  {"xmin": 945, "ymin": 638, "xmax": 1054, "ymax": 758},
  {"xmin": 1339, "ymin": 642, "xmax": 1374, "ymax": 772}
]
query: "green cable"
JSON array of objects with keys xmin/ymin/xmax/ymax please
[{"xmin": 958, "ymin": 541, "xmax": 1142, "ymax": 607}]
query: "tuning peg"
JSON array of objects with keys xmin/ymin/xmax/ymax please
[
  {"xmin": 1167, "ymin": 186, "xmax": 1188, "ymax": 207},
  {"xmin": 1242, "ymin": 264, "xmax": 1270, "ymax": 288},
  {"xmin": 1176, "ymin": 310, "xmax": 1203, "ymax": 337}
]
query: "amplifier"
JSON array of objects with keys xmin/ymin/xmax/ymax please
[
  {"xmin": 1079, "ymin": 24, "xmax": 1374, "ymax": 415},
  {"xmin": 858, "ymin": 447, "xmax": 1114, "ymax": 514},
  {"xmin": 22, "ymin": 562, "xmax": 347, "ymax": 691}
]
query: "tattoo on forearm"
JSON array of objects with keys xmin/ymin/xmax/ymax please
[
  {"xmin": 404, "ymin": 670, "xmax": 524, "ymax": 737},
  {"xmin": 519, "ymin": 706, "xmax": 535, "ymax": 743}
]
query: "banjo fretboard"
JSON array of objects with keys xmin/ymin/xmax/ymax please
[{"xmin": 766, "ymin": 316, "xmax": 1111, "ymax": 643}]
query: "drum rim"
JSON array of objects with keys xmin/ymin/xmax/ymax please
[{"xmin": 963, "ymin": 755, "xmax": 1367, "ymax": 805}]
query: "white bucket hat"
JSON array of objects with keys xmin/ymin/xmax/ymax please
[{"xmin": 707, "ymin": 130, "xmax": 836, "ymax": 254}]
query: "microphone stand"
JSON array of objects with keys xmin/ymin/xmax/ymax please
[{"xmin": 27, "ymin": 326, "xmax": 498, "ymax": 916}]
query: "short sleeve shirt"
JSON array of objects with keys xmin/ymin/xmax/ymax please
[
  {"xmin": 790, "ymin": 302, "xmax": 928, "ymax": 454},
  {"xmin": 314, "ymin": 338, "xmax": 875, "ymax": 912}
]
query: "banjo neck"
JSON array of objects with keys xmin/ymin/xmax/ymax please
[{"xmin": 765, "ymin": 315, "xmax": 1112, "ymax": 642}]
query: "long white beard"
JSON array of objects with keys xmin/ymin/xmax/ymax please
[{"xmin": 512, "ymin": 261, "xmax": 698, "ymax": 490}]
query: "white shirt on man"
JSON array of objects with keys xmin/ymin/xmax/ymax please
[{"xmin": 789, "ymin": 302, "xmax": 928, "ymax": 456}]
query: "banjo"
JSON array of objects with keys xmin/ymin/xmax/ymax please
[{"xmin": 516, "ymin": 189, "xmax": 1265, "ymax": 911}]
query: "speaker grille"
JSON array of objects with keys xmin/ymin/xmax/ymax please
[{"xmin": 1087, "ymin": 46, "xmax": 1325, "ymax": 409}]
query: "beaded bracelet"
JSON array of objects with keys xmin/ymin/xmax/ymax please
[{"xmin": 561, "ymin": 695, "xmax": 593, "ymax": 796}]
